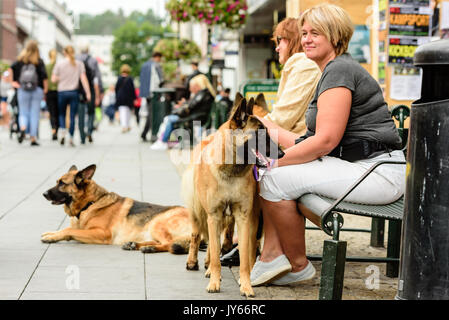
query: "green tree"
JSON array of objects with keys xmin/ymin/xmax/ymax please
[
  {"xmin": 111, "ymin": 21, "xmax": 167, "ymax": 78},
  {"xmin": 75, "ymin": 9, "xmax": 162, "ymax": 35}
]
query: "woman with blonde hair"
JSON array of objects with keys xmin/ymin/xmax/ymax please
[
  {"xmin": 250, "ymin": 4, "xmax": 405, "ymax": 287},
  {"xmin": 151, "ymin": 73, "xmax": 215, "ymax": 150},
  {"xmin": 46, "ymin": 49, "xmax": 59, "ymax": 140},
  {"xmin": 114, "ymin": 64, "xmax": 136, "ymax": 132},
  {"xmin": 10, "ymin": 40, "xmax": 48, "ymax": 146},
  {"xmin": 52, "ymin": 45, "xmax": 91, "ymax": 146}
]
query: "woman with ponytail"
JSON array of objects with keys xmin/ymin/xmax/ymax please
[
  {"xmin": 52, "ymin": 45, "xmax": 91, "ymax": 147},
  {"xmin": 10, "ymin": 40, "xmax": 48, "ymax": 146},
  {"xmin": 46, "ymin": 49, "xmax": 59, "ymax": 140}
]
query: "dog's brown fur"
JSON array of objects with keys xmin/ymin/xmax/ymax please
[
  {"xmin": 182, "ymin": 94, "xmax": 282, "ymax": 297},
  {"xmin": 42, "ymin": 165, "xmax": 191, "ymax": 254},
  {"xmin": 252, "ymin": 93, "xmax": 269, "ymax": 118}
]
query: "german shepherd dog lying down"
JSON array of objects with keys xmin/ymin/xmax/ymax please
[
  {"xmin": 42, "ymin": 165, "xmax": 191, "ymax": 254},
  {"xmin": 182, "ymin": 94, "xmax": 285, "ymax": 297}
]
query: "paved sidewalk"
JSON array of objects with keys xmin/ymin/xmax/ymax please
[{"xmin": 0, "ymin": 118, "xmax": 243, "ymax": 300}]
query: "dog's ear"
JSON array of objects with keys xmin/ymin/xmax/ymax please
[
  {"xmin": 229, "ymin": 98, "xmax": 248, "ymax": 127},
  {"xmin": 75, "ymin": 164, "xmax": 96, "ymax": 188},
  {"xmin": 234, "ymin": 92, "xmax": 244, "ymax": 106},
  {"xmin": 69, "ymin": 165, "xmax": 78, "ymax": 172},
  {"xmin": 246, "ymin": 97, "xmax": 255, "ymax": 116},
  {"xmin": 255, "ymin": 93, "xmax": 268, "ymax": 111}
]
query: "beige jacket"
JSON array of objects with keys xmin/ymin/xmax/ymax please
[{"xmin": 265, "ymin": 52, "xmax": 321, "ymax": 135}]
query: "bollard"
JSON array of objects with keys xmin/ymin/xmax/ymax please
[{"xmin": 396, "ymin": 39, "xmax": 449, "ymax": 300}]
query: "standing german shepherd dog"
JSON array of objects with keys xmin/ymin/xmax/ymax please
[
  {"xmin": 42, "ymin": 165, "xmax": 191, "ymax": 254},
  {"xmin": 182, "ymin": 94, "xmax": 284, "ymax": 297}
]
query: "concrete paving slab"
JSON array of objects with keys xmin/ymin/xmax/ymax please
[{"xmin": 0, "ymin": 118, "xmax": 242, "ymax": 300}]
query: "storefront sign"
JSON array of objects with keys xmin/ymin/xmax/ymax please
[
  {"xmin": 388, "ymin": 37, "xmax": 422, "ymax": 65},
  {"xmin": 389, "ymin": 0, "xmax": 430, "ymax": 7},
  {"xmin": 389, "ymin": 7, "xmax": 431, "ymax": 36}
]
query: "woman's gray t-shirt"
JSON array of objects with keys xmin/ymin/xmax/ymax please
[{"xmin": 305, "ymin": 53, "xmax": 402, "ymax": 148}]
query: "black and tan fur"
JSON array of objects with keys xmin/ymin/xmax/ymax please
[
  {"xmin": 42, "ymin": 165, "xmax": 191, "ymax": 254},
  {"xmin": 182, "ymin": 94, "xmax": 284, "ymax": 297}
]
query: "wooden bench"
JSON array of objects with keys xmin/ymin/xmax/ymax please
[{"xmin": 297, "ymin": 105, "xmax": 410, "ymax": 300}]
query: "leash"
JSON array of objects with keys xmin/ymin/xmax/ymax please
[{"xmin": 253, "ymin": 159, "xmax": 275, "ymax": 181}]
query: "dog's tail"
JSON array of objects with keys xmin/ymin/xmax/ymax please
[{"xmin": 170, "ymin": 236, "xmax": 191, "ymax": 254}]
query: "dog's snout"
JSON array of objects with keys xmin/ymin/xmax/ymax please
[{"xmin": 43, "ymin": 191, "xmax": 50, "ymax": 200}]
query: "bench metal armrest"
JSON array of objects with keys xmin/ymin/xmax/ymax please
[{"xmin": 320, "ymin": 160, "xmax": 406, "ymax": 232}]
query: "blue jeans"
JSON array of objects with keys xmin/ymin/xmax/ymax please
[
  {"xmin": 78, "ymin": 90, "xmax": 95, "ymax": 143},
  {"xmin": 58, "ymin": 90, "xmax": 79, "ymax": 137},
  {"xmin": 162, "ymin": 114, "xmax": 180, "ymax": 142},
  {"xmin": 17, "ymin": 87, "xmax": 43, "ymax": 138}
]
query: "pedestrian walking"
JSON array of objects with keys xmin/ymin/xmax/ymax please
[
  {"xmin": 10, "ymin": 40, "xmax": 48, "ymax": 146},
  {"xmin": 52, "ymin": 45, "xmax": 91, "ymax": 147},
  {"xmin": 139, "ymin": 51, "xmax": 164, "ymax": 142},
  {"xmin": 45, "ymin": 49, "xmax": 59, "ymax": 141},
  {"xmin": 102, "ymin": 84, "xmax": 116, "ymax": 124},
  {"xmin": 76, "ymin": 44, "xmax": 102, "ymax": 144},
  {"xmin": 115, "ymin": 64, "xmax": 136, "ymax": 133}
]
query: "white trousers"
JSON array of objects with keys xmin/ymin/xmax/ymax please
[
  {"xmin": 259, "ymin": 150, "xmax": 406, "ymax": 205},
  {"xmin": 118, "ymin": 106, "xmax": 131, "ymax": 129}
]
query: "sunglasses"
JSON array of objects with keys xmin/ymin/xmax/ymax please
[{"xmin": 276, "ymin": 36, "xmax": 288, "ymax": 45}]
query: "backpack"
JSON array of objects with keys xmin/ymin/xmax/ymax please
[
  {"xmin": 78, "ymin": 55, "xmax": 95, "ymax": 102},
  {"xmin": 19, "ymin": 64, "xmax": 39, "ymax": 91}
]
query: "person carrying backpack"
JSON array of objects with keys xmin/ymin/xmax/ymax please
[
  {"xmin": 10, "ymin": 40, "xmax": 48, "ymax": 146},
  {"xmin": 76, "ymin": 44, "xmax": 101, "ymax": 144},
  {"xmin": 52, "ymin": 45, "xmax": 91, "ymax": 147}
]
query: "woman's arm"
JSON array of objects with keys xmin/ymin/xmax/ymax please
[
  {"xmin": 275, "ymin": 87, "xmax": 352, "ymax": 167},
  {"xmin": 256, "ymin": 115, "xmax": 300, "ymax": 149}
]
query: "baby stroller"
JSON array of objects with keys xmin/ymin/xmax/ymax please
[{"xmin": 9, "ymin": 89, "xmax": 19, "ymax": 139}]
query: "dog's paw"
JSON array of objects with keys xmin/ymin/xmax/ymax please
[
  {"xmin": 186, "ymin": 261, "xmax": 199, "ymax": 271},
  {"xmin": 140, "ymin": 246, "xmax": 156, "ymax": 254},
  {"xmin": 240, "ymin": 284, "xmax": 255, "ymax": 298},
  {"xmin": 41, "ymin": 232, "xmax": 60, "ymax": 243},
  {"xmin": 122, "ymin": 242, "xmax": 137, "ymax": 251},
  {"xmin": 205, "ymin": 268, "xmax": 211, "ymax": 278},
  {"xmin": 206, "ymin": 280, "xmax": 221, "ymax": 293}
]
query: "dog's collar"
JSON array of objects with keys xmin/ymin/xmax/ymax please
[{"xmin": 75, "ymin": 201, "xmax": 94, "ymax": 219}]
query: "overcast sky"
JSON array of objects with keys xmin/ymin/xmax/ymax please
[{"xmin": 58, "ymin": 0, "xmax": 167, "ymax": 17}]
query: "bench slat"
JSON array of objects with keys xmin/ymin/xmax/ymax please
[{"xmin": 300, "ymin": 194, "xmax": 404, "ymax": 221}]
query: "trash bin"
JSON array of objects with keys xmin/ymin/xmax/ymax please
[
  {"xmin": 397, "ymin": 39, "xmax": 449, "ymax": 300},
  {"xmin": 151, "ymin": 88, "xmax": 176, "ymax": 138}
]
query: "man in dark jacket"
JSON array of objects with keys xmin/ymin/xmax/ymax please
[{"xmin": 140, "ymin": 52, "xmax": 164, "ymax": 142}]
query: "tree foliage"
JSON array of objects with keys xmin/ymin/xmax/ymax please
[
  {"xmin": 75, "ymin": 9, "xmax": 163, "ymax": 35},
  {"xmin": 111, "ymin": 21, "xmax": 168, "ymax": 78}
]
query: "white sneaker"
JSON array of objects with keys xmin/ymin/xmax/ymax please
[
  {"xmin": 150, "ymin": 140, "xmax": 168, "ymax": 150},
  {"xmin": 250, "ymin": 255, "xmax": 292, "ymax": 286},
  {"xmin": 271, "ymin": 260, "xmax": 316, "ymax": 286}
]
